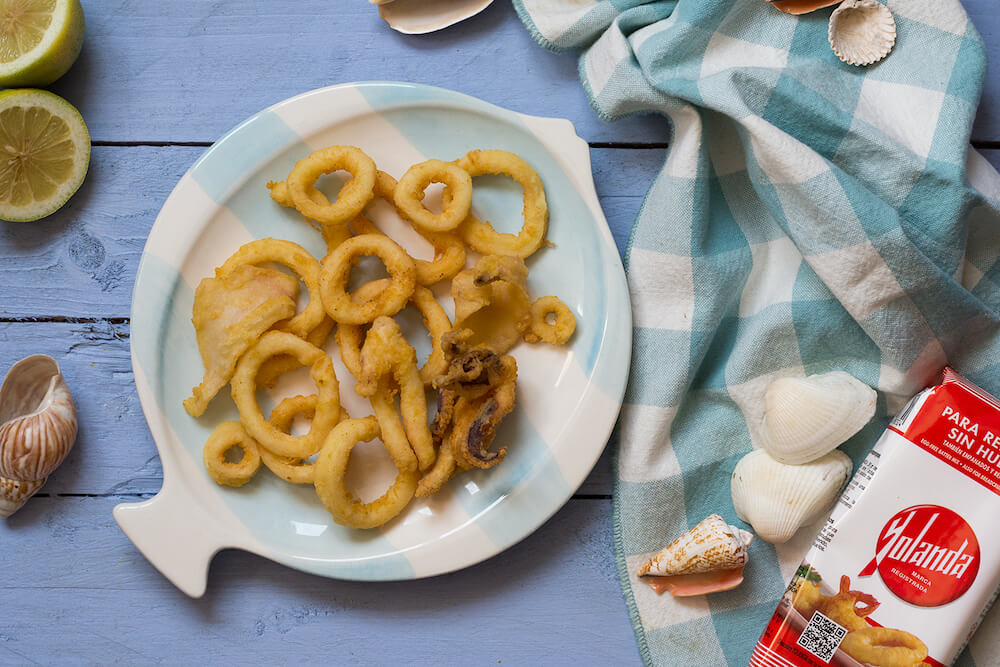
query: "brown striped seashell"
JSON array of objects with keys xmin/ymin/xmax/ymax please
[
  {"xmin": 377, "ymin": 0, "xmax": 494, "ymax": 34},
  {"xmin": 0, "ymin": 355, "xmax": 77, "ymax": 517},
  {"xmin": 768, "ymin": 0, "xmax": 842, "ymax": 15},
  {"xmin": 0, "ymin": 476, "xmax": 46, "ymax": 519}
]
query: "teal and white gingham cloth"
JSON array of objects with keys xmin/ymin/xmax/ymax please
[{"xmin": 514, "ymin": 0, "xmax": 1000, "ymax": 664}]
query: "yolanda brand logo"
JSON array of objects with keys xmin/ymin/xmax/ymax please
[{"xmin": 859, "ymin": 504, "xmax": 979, "ymax": 606}]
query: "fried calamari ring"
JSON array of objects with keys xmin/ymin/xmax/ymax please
[
  {"xmin": 266, "ymin": 180, "xmax": 354, "ymax": 253},
  {"xmin": 416, "ymin": 440, "xmax": 456, "ymax": 497},
  {"xmin": 356, "ymin": 317, "xmax": 435, "ymax": 471},
  {"xmin": 256, "ymin": 317, "xmax": 336, "ymax": 389},
  {"xmin": 319, "ymin": 221, "xmax": 354, "ymax": 254},
  {"xmin": 259, "ymin": 395, "xmax": 319, "ymax": 484},
  {"xmin": 313, "ymin": 416, "xmax": 419, "ymax": 529},
  {"xmin": 282, "ymin": 145, "xmax": 376, "ymax": 226},
  {"xmin": 453, "ymin": 149, "xmax": 548, "ymax": 258},
  {"xmin": 839, "ymin": 627, "xmax": 927, "ymax": 666},
  {"xmin": 203, "ymin": 421, "xmax": 261, "ymax": 487},
  {"xmin": 394, "ymin": 159, "xmax": 472, "ymax": 232},
  {"xmin": 350, "ymin": 170, "xmax": 465, "ymax": 285},
  {"xmin": 319, "ymin": 234, "xmax": 416, "ymax": 325},
  {"xmin": 336, "ymin": 279, "xmax": 451, "ymax": 387},
  {"xmin": 231, "ymin": 331, "xmax": 341, "ymax": 459},
  {"xmin": 218, "ymin": 238, "xmax": 325, "ymax": 339},
  {"xmin": 526, "ymin": 296, "xmax": 576, "ymax": 345}
]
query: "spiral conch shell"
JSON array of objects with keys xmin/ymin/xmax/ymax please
[
  {"xmin": 759, "ymin": 371, "xmax": 876, "ymax": 465},
  {"xmin": 731, "ymin": 449, "xmax": 852, "ymax": 544},
  {"xmin": 828, "ymin": 0, "xmax": 896, "ymax": 67},
  {"xmin": 0, "ymin": 355, "xmax": 78, "ymax": 518},
  {"xmin": 638, "ymin": 514, "xmax": 754, "ymax": 596}
]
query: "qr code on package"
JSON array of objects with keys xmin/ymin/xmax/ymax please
[{"xmin": 797, "ymin": 611, "xmax": 847, "ymax": 662}]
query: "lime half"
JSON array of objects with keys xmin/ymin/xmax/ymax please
[
  {"xmin": 0, "ymin": 0, "xmax": 84, "ymax": 87},
  {"xmin": 0, "ymin": 89, "xmax": 89, "ymax": 222}
]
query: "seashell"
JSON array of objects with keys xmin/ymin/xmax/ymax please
[
  {"xmin": 0, "ymin": 355, "xmax": 78, "ymax": 485},
  {"xmin": 828, "ymin": 0, "xmax": 896, "ymax": 67},
  {"xmin": 731, "ymin": 449, "xmax": 852, "ymax": 544},
  {"xmin": 759, "ymin": 371, "xmax": 876, "ymax": 465},
  {"xmin": 768, "ymin": 0, "xmax": 842, "ymax": 15},
  {"xmin": 0, "ymin": 476, "xmax": 46, "ymax": 519},
  {"xmin": 638, "ymin": 514, "xmax": 754, "ymax": 596},
  {"xmin": 378, "ymin": 0, "xmax": 494, "ymax": 35}
]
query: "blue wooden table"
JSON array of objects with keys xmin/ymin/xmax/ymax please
[{"xmin": 1, "ymin": 2, "xmax": 998, "ymax": 664}]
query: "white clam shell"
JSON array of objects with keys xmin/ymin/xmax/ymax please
[
  {"xmin": 731, "ymin": 449, "xmax": 852, "ymax": 544},
  {"xmin": 759, "ymin": 371, "xmax": 876, "ymax": 465},
  {"xmin": 378, "ymin": 0, "xmax": 494, "ymax": 35},
  {"xmin": 0, "ymin": 476, "xmax": 46, "ymax": 519},
  {"xmin": 828, "ymin": 0, "xmax": 896, "ymax": 66},
  {"xmin": 638, "ymin": 513, "xmax": 754, "ymax": 577},
  {"xmin": 0, "ymin": 355, "xmax": 78, "ymax": 484}
]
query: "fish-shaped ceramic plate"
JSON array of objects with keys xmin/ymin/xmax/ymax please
[{"xmin": 117, "ymin": 82, "xmax": 631, "ymax": 597}]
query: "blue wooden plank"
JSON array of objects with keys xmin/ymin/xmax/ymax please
[
  {"xmin": 967, "ymin": 0, "xmax": 1000, "ymax": 143},
  {"xmin": 0, "ymin": 496, "xmax": 639, "ymax": 666},
  {"xmin": 44, "ymin": 1, "xmax": 999, "ymax": 145},
  {"xmin": 50, "ymin": 1, "xmax": 668, "ymax": 145}
]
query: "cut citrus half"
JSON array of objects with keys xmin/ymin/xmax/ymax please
[
  {"xmin": 0, "ymin": 0, "xmax": 84, "ymax": 87},
  {"xmin": 0, "ymin": 89, "xmax": 89, "ymax": 222}
]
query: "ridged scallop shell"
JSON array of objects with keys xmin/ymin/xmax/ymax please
[
  {"xmin": 731, "ymin": 449, "xmax": 852, "ymax": 543},
  {"xmin": 759, "ymin": 371, "xmax": 876, "ymax": 465},
  {"xmin": 639, "ymin": 514, "xmax": 754, "ymax": 578},
  {"xmin": 828, "ymin": 0, "xmax": 896, "ymax": 66},
  {"xmin": 0, "ymin": 476, "xmax": 46, "ymax": 519},
  {"xmin": 0, "ymin": 355, "xmax": 78, "ymax": 483},
  {"xmin": 378, "ymin": 0, "xmax": 494, "ymax": 35}
]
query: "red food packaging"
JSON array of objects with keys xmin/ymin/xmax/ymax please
[{"xmin": 750, "ymin": 368, "xmax": 1000, "ymax": 666}]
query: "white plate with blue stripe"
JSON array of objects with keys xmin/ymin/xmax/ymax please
[{"xmin": 115, "ymin": 82, "xmax": 631, "ymax": 597}]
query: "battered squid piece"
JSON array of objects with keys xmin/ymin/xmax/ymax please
[
  {"xmin": 448, "ymin": 356, "xmax": 517, "ymax": 470},
  {"xmin": 356, "ymin": 316, "xmax": 435, "ymax": 471},
  {"xmin": 183, "ymin": 265, "xmax": 299, "ymax": 418},
  {"xmin": 417, "ymin": 335, "xmax": 518, "ymax": 496},
  {"xmin": 450, "ymin": 255, "xmax": 532, "ymax": 355}
]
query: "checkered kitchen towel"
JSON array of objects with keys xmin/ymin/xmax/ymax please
[{"xmin": 514, "ymin": 0, "xmax": 1000, "ymax": 664}]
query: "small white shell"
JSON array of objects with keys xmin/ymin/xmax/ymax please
[
  {"xmin": 759, "ymin": 371, "xmax": 876, "ymax": 465},
  {"xmin": 0, "ymin": 476, "xmax": 46, "ymax": 519},
  {"xmin": 639, "ymin": 514, "xmax": 754, "ymax": 578},
  {"xmin": 731, "ymin": 449, "xmax": 852, "ymax": 543},
  {"xmin": 0, "ymin": 355, "xmax": 78, "ymax": 485},
  {"xmin": 378, "ymin": 0, "xmax": 494, "ymax": 35},
  {"xmin": 828, "ymin": 0, "xmax": 896, "ymax": 66}
]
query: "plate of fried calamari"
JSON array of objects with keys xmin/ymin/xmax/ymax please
[{"xmin": 115, "ymin": 82, "xmax": 631, "ymax": 596}]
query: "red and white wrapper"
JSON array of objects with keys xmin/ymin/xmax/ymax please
[{"xmin": 751, "ymin": 368, "xmax": 1000, "ymax": 666}]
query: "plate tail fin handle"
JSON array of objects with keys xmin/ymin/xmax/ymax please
[{"xmin": 113, "ymin": 481, "xmax": 226, "ymax": 598}]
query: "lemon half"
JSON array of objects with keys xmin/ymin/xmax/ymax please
[
  {"xmin": 0, "ymin": 0, "xmax": 84, "ymax": 87},
  {"xmin": 0, "ymin": 89, "xmax": 89, "ymax": 221}
]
